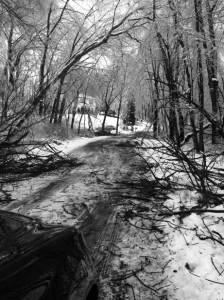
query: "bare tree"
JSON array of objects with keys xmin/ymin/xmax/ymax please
[{"xmin": 0, "ymin": 0, "xmax": 145, "ymax": 178}]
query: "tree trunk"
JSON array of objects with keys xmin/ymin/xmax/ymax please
[
  {"xmin": 39, "ymin": 38, "xmax": 50, "ymax": 116},
  {"xmin": 78, "ymin": 114, "xmax": 84, "ymax": 134},
  {"xmin": 50, "ymin": 76, "xmax": 65, "ymax": 124},
  {"xmin": 102, "ymin": 107, "xmax": 109, "ymax": 131},
  {"xmin": 177, "ymin": 104, "xmax": 184, "ymax": 142},
  {"xmin": 116, "ymin": 97, "xmax": 122, "ymax": 134},
  {"xmin": 189, "ymin": 109, "xmax": 199, "ymax": 152},
  {"xmin": 205, "ymin": 0, "xmax": 219, "ymax": 143},
  {"xmin": 50, "ymin": 97, "xmax": 56, "ymax": 124},
  {"xmin": 58, "ymin": 97, "xmax": 66, "ymax": 124},
  {"xmin": 194, "ymin": 0, "xmax": 205, "ymax": 151},
  {"xmin": 153, "ymin": 76, "xmax": 160, "ymax": 138},
  {"xmin": 178, "ymin": 34, "xmax": 200, "ymax": 150},
  {"xmin": 168, "ymin": 84, "xmax": 180, "ymax": 147},
  {"xmin": 88, "ymin": 112, "xmax": 93, "ymax": 131},
  {"xmin": 156, "ymin": 29, "xmax": 180, "ymax": 145},
  {"xmin": 71, "ymin": 92, "xmax": 79, "ymax": 129},
  {"xmin": 71, "ymin": 110, "xmax": 76, "ymax": 129},
  {"xmin": 8, "ymin": 24, "xmax": 15, "ymax": 86}
]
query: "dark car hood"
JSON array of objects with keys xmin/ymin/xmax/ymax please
[{"xmin": 0, "ymin": 210, "xmax": 84, "ymax": 273}]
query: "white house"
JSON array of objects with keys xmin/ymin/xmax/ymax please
[{"xmin": 76, "ymin": 94, "xmax": 99, "ymax": 114}]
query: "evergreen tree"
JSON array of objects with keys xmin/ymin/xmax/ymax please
[{"xmin": 124, "ymin": 95, "xmax": 136, "ymax": 126}]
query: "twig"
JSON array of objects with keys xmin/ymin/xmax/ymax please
[
  {"xmin": 179, "ymin": 228, "xmax": 189, "ymax": 246},
  {"xmin": 125, "ymin": 283, "xmax": 136, "ymax": 300},
  {"xmin": 151, "ymin": 276, "xmax": 168, "ymax": 288},
  {"xmin": 205, "ymin": 278, "xmax": 224, "ymax": 285},
  {"xmin": 111, "ymin": 267, "xmax": 143, "ymax": 282},
  {"xmin": 159, "ymin": 209, "xmax": 224, "ymax": 216},
  {"xmin": 189, "ymin": 271, "xmax": 200, "ymax": 278},
  {"xmin": 133, "ymin": 273, "xmax": 157, "ymax": 292},
  {"xmin": 211, "ymin": 257, "xmax": 222, "ymax": 276},
  {"xmin": 161, "ymin": 259, "xmax": 173, "ymax": 273}
]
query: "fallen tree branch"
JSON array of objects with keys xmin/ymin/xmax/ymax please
[
  {"xmin": 159, "ymin": 209, "xmax": 224, "ymax": 216},
  {"xmin": 180, "ymin": 122, "xmax": 211, "ymax": 145},
  {"xmin": 211, "ymin": 256, "xmax": 223, "ymax": 276}
]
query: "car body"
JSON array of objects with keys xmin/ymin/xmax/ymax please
[
  {"xmin": 99, "ymin": 110, "xmax": 117, "ymax": 117},
  {"xmin": 0, "ymin": 210, "xmax": 98, "ymax": 300},
  {"xmin": 105, "ymin": 125, "xmax": 116, "ymax": 132}
]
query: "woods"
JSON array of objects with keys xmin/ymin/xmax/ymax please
[
  {"xmin": 2, "ymin": 2, "xmax": 224, "ymax": 299},
  {"xmin": 1, "ymin": 0, "xmax": 224, "ymax": 177}
]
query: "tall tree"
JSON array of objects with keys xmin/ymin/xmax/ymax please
[
  {"xmin": 124, "ymin": 94, "xmax": 136, "ymax": 128},
  {"xmin": 204, "ymin": 0, "xmax": 219, "ymax": 143},
  {"xmin": 194, "ymin": 0, "xmax": 205, "ymax": 151},
  {"xmin": 1, "ymin": 0, "xmax": 144, "ymax": 142}
]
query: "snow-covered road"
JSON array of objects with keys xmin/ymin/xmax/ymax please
[
  {"xmin": 2, "ymin": 135, "xmax": 148, "ymax": 299},
  {"xmin": 5, "ymin": 136, "xmax": 139, "ymax": 224},
  {"xmin": 3, "ymin": 134, "xmax": 224, "ymax": 300}
]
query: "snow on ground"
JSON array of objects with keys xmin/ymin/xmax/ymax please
[
  {"xmin": 68, "ymin": 113, "xmax": 121, "ymax": 131},
  {"xmin": 66, "ymin": 113, "xmax": 151, "ymax": 133},
  {"xmin": 4, "ymin": 122, "xmax": 223, "ymax": 299},
  {"xmin": 2, "ymin": 135, "xmax": 112, "ymax": 226},
  {"xmin": 30, "ymin": 115, "xmax": 151, "ymax": 157},
  {"xmin": 2, "ymin": 123, "xmax": 142, "ymax": 226},
  {"xmin": 56, "ymin": 135, "xmax": 110, "ymax": 155},
  {"xmin": 109, "ymin": 136, "xmax": 224, "ymax": 300}
]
